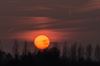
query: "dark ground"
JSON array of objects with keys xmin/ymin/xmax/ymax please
[{"xmin": 0, "ymin": 47, "xmax": 100, "ymax": 66}]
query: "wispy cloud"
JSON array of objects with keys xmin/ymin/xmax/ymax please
[{"xmin": 0, "ymin": 0, "xmax": 100, "ymax": 41}]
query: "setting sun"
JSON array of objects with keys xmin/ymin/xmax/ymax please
[{"xmin": 34, "ymin": 35, "xmax": 50, "ymax": 50}]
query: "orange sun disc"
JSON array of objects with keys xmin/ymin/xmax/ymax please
[{"xmin": 34, "ymin": 35, "xmax": 50, "ymax": 50}]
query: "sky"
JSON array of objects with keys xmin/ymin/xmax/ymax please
[{"xmin": 0, "ymin": 0, "xmax": 100, "ymax": 43}]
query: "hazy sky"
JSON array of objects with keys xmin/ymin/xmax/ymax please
[{"xmin": 0, "ymin": 0, "xmax": 100, "ymax": 42}]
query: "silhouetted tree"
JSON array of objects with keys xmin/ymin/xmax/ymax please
[
  {"xmin": 95, "ymin": 44, "xmax": 100, "ymax": 61},
  {"xmin": 0, "ymin": 40, "xmax": 1, "ymax": 50},
  {"xmin": 62, "ymin": 41, "xmax": 67, "ymax": 59},
  {"xmin": 70, "ymin": 42, "xmax": 77, "ymax": 60},
  {"xmin": 77, "ymin": 44, "xmax": 84, "ymax": 61},
  {"xmin": 5, "ymin": 53, "xmax": 12, "ymax": 64},
  {"xmin": 0, "ymin": 40, "xmax": 100, "ymax": 66},
  {"xmin": 86, "ymin": 44, "xmax": 92, "ymax": 60},
  {"xmin": 12, "ymin": 40, "xmax": 19, "ymax": 59},
  {"xmin": 0, "ymin": 50, "xmax": 5, "ymax": 65},
  {"xmin": 52, "ymin": 42, "xmax": 58, "ymax": 48},
  {"xmin": 23, "ymin": 41, "xmax": 28, "ymax": 56}
]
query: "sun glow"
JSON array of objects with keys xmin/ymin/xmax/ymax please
[{"xmin": 34, "ymin": 35, "xmax": 50, "ymax": 50}]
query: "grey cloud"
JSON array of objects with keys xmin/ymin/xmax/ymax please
[
  {"xmin": 0, "ymin": 0, "xmax": 99, "ymax": 17},
  {"xmin": 4, "ymin": 17, "xmax": 99, "ymax": 33},
  {"xmin": 0, "ymin": 0, "xmax": 100, "ymax": 41}
]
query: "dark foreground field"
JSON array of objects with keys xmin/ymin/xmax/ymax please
[{"xmin": 0, "ymin": 46, "xmax": 100, "ymax": 66}]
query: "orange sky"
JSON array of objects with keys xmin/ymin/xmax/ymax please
[
  {"xmin": 12, "ymin": 30, "xmax": 66, "ymax": 42},
  {"xmin": 0, "ymin": 0, "xmax": 100, "ymax": 53}
]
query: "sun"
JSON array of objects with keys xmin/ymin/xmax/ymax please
[{"xmin": 34, "ymin": 35, "xmax": 50, "ymax": 50}]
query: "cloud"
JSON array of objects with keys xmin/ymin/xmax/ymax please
[
  {"xmin": 0, "ymin": 0, "xmax": 99, "ymax": 17},
  {"xmin": 0, "ymin": 0, "xmax": 100, "ymax": 41},
  {"xmin": 0, "ymin": 16, "xmax": 98, "ymax": 34}
]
